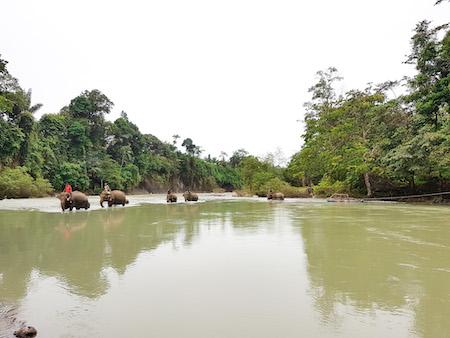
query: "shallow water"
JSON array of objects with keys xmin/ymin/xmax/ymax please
[{"xmin": 0, "ymin": 197, "xmax": 449, "ymax": 337}]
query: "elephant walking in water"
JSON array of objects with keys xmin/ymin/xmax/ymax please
[
  {"xmin": 100, "ymin": 190, "xmax": 129, "ymax": 207},
  {"xmin": 267, "ymin": 191, "xmax": 284, "ymax": 200},
  {"xmin": 59, "ymin": 191, "xmax": 90, "ymax": 212},
  {"xmin": 166, "ymin": 190, "xmax": 177, "ymax": 203},
  {"xmin": 183, "ymin": 191, "xmax": 198, "ymax": 202}
]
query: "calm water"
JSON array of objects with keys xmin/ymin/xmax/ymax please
[{"xmin": 0, "ymin": 198, "xmax": 450, "ymax": 338}]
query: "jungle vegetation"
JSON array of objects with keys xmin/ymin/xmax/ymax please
[
  {"xmin": 287, "ymin": 17, "xmax": 450, "ymax": 197},
  {"xmin": 0, "ymin": 6, "xmax": 448, "ymax": 198},
  {"xmin": 0, "ymin": 57, "xmax": 304, "ymax": 198},
  {"xmin": 0, "ymin": 60, "xmax": 245, "ymax": 197}
]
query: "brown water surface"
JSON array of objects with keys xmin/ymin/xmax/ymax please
[{"xmin": 0, "ymin": 199, "xmax": 449, "ymax": 337}]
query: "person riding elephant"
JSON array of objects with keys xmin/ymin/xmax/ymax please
[
  {"xmin": 104, "ymin": 182, "xmax": 111, "ymax": 193},
  {"xmin": 166, "ymin": 190, "xmax": 177, "ymax": 203},
  {"xmin": 59, "ymin": 191, "xmax": 90, "ymax": 212},
  {"xmin": 100, "ymin": 190, "xmax": 129, "ymax": 207},
  {"xmin": 267, "ymin": 190, "xmax": 285, "ymax": 200},
  {"xmin": 64, "ymin": 182, "xmax": 72, "ymax": 193},
  {"xmin": 183, "ymin": 190, "xmax": 198, "ymax": 202}
]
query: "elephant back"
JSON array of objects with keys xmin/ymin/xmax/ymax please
[
  {"xmin": 71, "ymin": 191, "xmax": 88, "ymax": 202},
  {"xmin": 106, "ymin": 190, "xmax": 128, "ymax": 206},
  {"xmin": 167, "ymin": 193, "xmax": 177, "ymax": 202},
  {"xmin": 267, "ymin": 191, "xmax": 284, "ymax": 200},
  {"xmin": 183, "ymin": 191, "xmax": 198, "ymax": 201},
  {"xmin": 111, "ymin": 190, "xmax": 126, "ymax": 200}
]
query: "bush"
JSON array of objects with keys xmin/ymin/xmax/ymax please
[
  {"xmin": 255, "ymin": 177, "xmax": 286, "ymax": 196},
  {"xmin": 212, "ymin": 187, "xmax": 226, "ymax": 193},
  {"xmin": 0, "ymin": 167, "xmax": 53, "ymax": 198},
  {"xmin": 233, "ymin": 189, "xmax": 254, "ymax": 197},
  {"xmin": 314, "ymin": 176, "xmax": 348, "ymax": 197},
  {"xmin": 121, "ymin": 163, "xmax": 141, "ymax": 190},
  {"xmin": 52, "ymin": 162, "xmax": 90, "ymax": 191},
  {"xmin": 280, "ymin": 185, "xmax": 312, "ymax": 198},
  {"xmin": 32, "ymin": 177, "xmax": 54, "ymax": 197},
  {"xmin": 255, "ymin": 177, "xmax": 311, "ymax": 198}
]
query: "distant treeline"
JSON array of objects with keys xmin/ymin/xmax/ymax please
[
  {"xmin": 0, "ymin": 63, "xmax": 245, "ymax": 197},
  {"xmin": 287, "ymin": 17, "xmax": 450, "ymax": 197},
  {"xmin": 0, "ymin": 55, "xmax": 301, "ymax": 198},
  {"xmin": 1, "ymin": 6, "xmax": 448, "ymax": 199}
]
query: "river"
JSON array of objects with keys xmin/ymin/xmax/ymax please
[{"xmin": 0, "ymin": 194, "xmax": 449, "ymax": 337}]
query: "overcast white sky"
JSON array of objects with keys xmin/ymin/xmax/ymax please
[{"xmin": 1, "ymin": 0, "xmax": 447, "ymax": 160}]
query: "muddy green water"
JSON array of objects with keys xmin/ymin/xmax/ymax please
[{"xmin": 1, "ymin": 200, "xmax": 450, "ymax": 338}]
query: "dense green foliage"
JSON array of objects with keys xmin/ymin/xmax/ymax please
[
  {"xmin": 288, "ymin": 19, "xmax": 450, "ymax": 197},
  {"xmin": 1, "ymin": 5, "xmax": 447, "ymax": 199},
  {"xmin": 0, "ymin": 167, "xmax": 52, "ymax": 198},
  {"xmin": 237, "ymin": 155, "xmax": 309, "ymax": 197},
  {"xmin": 0, "ymin": 55, "xmax": 244, "ymax": 196}
]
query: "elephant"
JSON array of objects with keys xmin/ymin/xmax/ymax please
[
  {"xmin": 166, "ymin": 190, "xmax": 177, "ymax": 203},
  {"xmin": 100, "ymin": 190, "xmax": 129, "ymax": 207},
  {"xmin": 59, "ymin": 191, "xmax": 90, "ymax": 212},
  {"xmin": 267, "ymin": 191, "xmax": 285, "ymax": 200},
  {"xmin": 183, "ymin": 190, "xmax": 198, "ymax": 202},
  {"xmin": 14, "ymin": 326, "xmax": 37, "ymax": 338}
]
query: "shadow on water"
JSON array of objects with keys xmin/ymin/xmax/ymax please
[{"xmin": 290, "ymin": 203, "xmax": 450, "ymax": 337}]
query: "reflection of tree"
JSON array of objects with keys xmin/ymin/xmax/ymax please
[
  {"xmin": 0, "ymin": 201, "xmax": 278, "ymax": 304},
  {"xmin": 103, "ymin": 206, "xmax": 188, "ymax": 274},
  {"xmin": 0, "ymin": 207, "xmax": 199, "ymax": 301},
  {"xmin": 40, "ymin": 212, "xmax": 107, "ymax": 298},
  {"xmin": 295, "ymin": 204, "xmax": 450, "ymax": 336},
  {"xmin": 0, "ymin": 212, "xmax": 55, "ymax": 301},
  {"xmin": 229, "ymin": 202, "xmax": 269, "ymax": 228}
]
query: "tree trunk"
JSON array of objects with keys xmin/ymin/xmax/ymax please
[
  {"xmin": 364, "ymin": 172, "xmax": 372, "ymax": 197},
  {"xmin": 411, "ymin": 173, "xmax": 416, "ymax": 193}
]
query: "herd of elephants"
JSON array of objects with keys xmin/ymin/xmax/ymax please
[{"xmin": 58, "ymin": 189, "xmax": 286, "ymax": 212}]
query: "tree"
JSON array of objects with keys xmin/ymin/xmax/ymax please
[
  {"xmin": 0, "ymin": 119, "xmax": 24, "ymax": 166},
  {"xmin": 0, "ymin": 55, "xmax": 7, "ymax": 73},
  {"xmin": 172, "ymin": 134, "xmax": 180, "ymax": 146},
  {"xmin": 181, "ymin": 138, "xmax": 199, "ymax": 156},
  {"xmin": 406, "ymin": 21, "xmax": 450, "ymax": 130},
  {"xmin": 16, "ymin": 112, "xmax": 35, "ymax": 165},
  {"xmin": 53, "ymin": 162, "xmax": 89, "ymax": 191},
  {"xmin": 67, "ymin": 120, "xmax": 89, "ymax": 158},
  {"xmin": 219, "ymin": 151, "xmax": 228, "ymax": 162},
  {"xmin": 229, "ymin": 149, "xmax": 248, "ymax": 168},
  {"xmin": 68, "ymin": 89, "xmax": 113, "ymax": 120}
]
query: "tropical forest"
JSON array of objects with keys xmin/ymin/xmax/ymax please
[{"xmin": 0, "ymin": 16, "xmax": 449, "ymax": 199}]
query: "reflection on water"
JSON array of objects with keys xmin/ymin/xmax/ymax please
[
  {"xmin": 292, "ymin": 204, "xmax": 450, "ymax": 338},
  {"xmin": 0, "ymin": 201, "xmax": 450, "ymax": 337}
]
